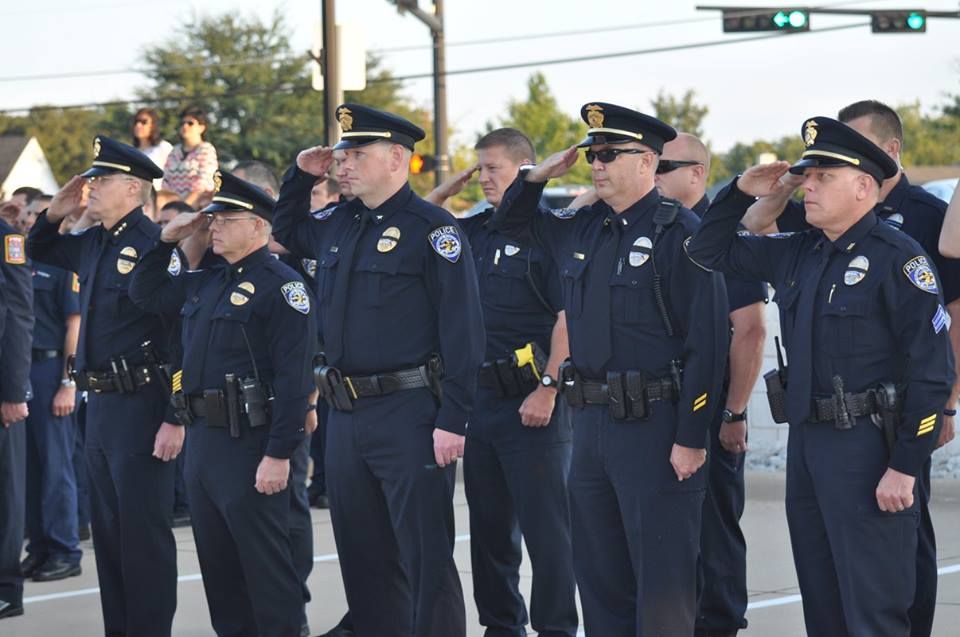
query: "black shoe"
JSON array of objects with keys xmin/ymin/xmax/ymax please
[
  {"xmin": 309, "ymin": 493, "xmax": 330, "ymax": 509},
  {"xmin": 172, "ymin": 510, "xmax": 192, "ymax": 528},
  {"xmin": 300, "ymin": 622, "xmax": 310, "ymax": 637},
  {"xmin": 78, "ymin": 525, "xmax": 91, "ymax": 541},
  {"xmin": 316, "ymin": 627, "xmax": 354, "ymax": 637},
  {"xmin": 19, "ymin": 554, "xmax": 46, "ymax": 578},
  {"xmin": 0, "ymin": 599, "xmax": 24, "ymax": 620},
  {"xmin": 32, "ymin": 558, "xmax": 82, "ymax": 582},
  {"xmin": 694, "ymin": 630, "xmax": 738, "ymax": 637}
]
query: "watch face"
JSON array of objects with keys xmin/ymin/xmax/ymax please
[{"xmin": 541, "ymin": 374, "xmax": 555, "ymax": 388}]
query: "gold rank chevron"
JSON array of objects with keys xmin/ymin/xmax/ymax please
[
  {"xmin": 172, "ymin": 370, "xmax": 183, "ymax": 394},
  {"xmin": 693, "ymin": 393, "xmax": 708, "ymax": 413},
  {"xmin": 917, "ymin": 414, "xmax": 937, "ymax": 437}
]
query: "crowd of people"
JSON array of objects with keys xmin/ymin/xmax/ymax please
[{"xmin": 0, "ymin": 95, "xmax": 958, "ymax": 637}]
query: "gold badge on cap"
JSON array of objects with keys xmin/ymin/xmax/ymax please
[
  {"xmin": 377, "ymin": 226, "xmax": 401, "ymax": 253},
  {"xmin": 804, "ymin": 120, "xmax": 818, "ymax": 147},
  {"xmin": 585, "ymin": 104, "xmax": 604, "ymax": 128},
  {"xmin": 213, "ymin": 170, "xmax": 222, "ymax": 193},
  {"xmin": 93, "ymin": 137, "xmax": 102, "ymax": 158},
  {"xmin": 230, "ymin": 281, "xmax": 256, "ymax": 306},
  {"xmin": 338, "ymin": 107, "xmax": 353, "ymax": 132},
  {"xmin": 116, "ymin": 246, "xmax": 138, "ymax": 274},
  {"xmin": 844, "ymin": 255, "xmax": 869, "ymax": 286}
]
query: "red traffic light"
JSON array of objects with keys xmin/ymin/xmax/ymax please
[{"xmin": 410, "ymin": 153, "xmax": 437, "ymax": 174}]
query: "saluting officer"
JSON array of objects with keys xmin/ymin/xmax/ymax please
[
  {"xmin": 27, "ymin": 137, "xmax": 181, "ymax": 637},
  {"xmin": 0, "ymin": 216, "xmax": 34, "ymax": 621},
  {"xmin": 687, "ymin": 117, "xmax": 955, "ymax": 636},
  {"xmin": 129, "ymin": 171, "xmax": 316, "ymax": 637},
  {"xmin": 273, "ymin": 104, "xmax": 485, "ymax": 637},
  {"xmin": 426, "ymin": 127, "xmax": 579, "ymax": 637},
  {"xmin": 491, "ymin": 103, "xmax": 730, "ymax": 636}
]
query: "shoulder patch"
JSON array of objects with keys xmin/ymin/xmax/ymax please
[
  {"xmin": 550, "ymin": 207, "xmax": 578, "ymax": 220},
  {"xmin": 428, "ymin": 225, "xmax": 462, "ymax": 263},
  {"xmin": 167, "ymin": 250, "xmax": 182, "ymax": 277},
  {"xmin": 4, "ymin": 234, "xmax": 25, "ymax": 264},
  {"xmin": 903, "ymin": 255, "xmax": 939, "ymax": 295},
  {"xmin": 281, "ymin": 281, "xmax": 311, "ymax": 314},
  {"xmin": 311, "ymin": 207, "xmax": 334, "ymax": 221}
]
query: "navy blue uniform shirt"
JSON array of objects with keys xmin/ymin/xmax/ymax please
[
  {"xmin": 129, "ymin": 242, "xmax": 318, "ymax": 459},
  {"xmin": 272, "ymin": 166, "xmax": 485, "ymax": 436},
  {"xmin": 492, "ymin": 176, "xmax": 730, "ymax": 448},
  {"xmin": 777, "ymin": 174, "xmax": 960, "ymax": 304},
  {"xmin": 688, "ymin": 180, "xmax": 956, "ymax": 476},
  {"xmin": 0, "ymin": 219, "xmax": 34, "ymax": 402},
  {"xmin": 31, "ymin": 264, "xmax": 80, "ymax": 351},
  {"xmin": 459, "ymin": 207, "xmax": 562, "ymax": 360}
]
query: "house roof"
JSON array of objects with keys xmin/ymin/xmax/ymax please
[{"xmin": 0, "ymin": 135, "xmax": 30, "ymax": 185}]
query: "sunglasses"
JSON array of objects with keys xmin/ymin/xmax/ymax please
[
  {"xmin": 656, "ymin": 160, "xmax": 703, "ymax": 174},
  {"xmin": 584, "ymin": 148, "xmax": 650, "ymax": 164}
]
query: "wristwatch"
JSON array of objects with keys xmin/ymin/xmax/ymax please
[
  {"xmin": 721, "ymin": 408, "xmax": 747, "ymax": 423},
  {"xmin": 541, "ymin": 374, "xmax": 558, "ymax": 390}
]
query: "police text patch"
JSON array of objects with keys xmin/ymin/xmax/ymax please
[
  {"xmin": 903, "ymin": 256, "xmax": 938, "ymax": 295},
  {"xmin": 311, "ymin": 207, "xmax": 334, "ymax": 221},
  {"xmin": 4, "ymin": 234, "xmax": 25, "ymax": 264},
  {"xmin": 167, "ymin": 250, "xmax": 182, "ymax": 277},
  {"xmin": 429, "ymin": 225, "xmax": 461, "ymax": 263},
  {"xmin": 550, "ymin": 207, "xmax": 577, "ymax": 220},
  {"xmin": 282, "ymin": 281, "xmax": 310, "ymax": 314}
]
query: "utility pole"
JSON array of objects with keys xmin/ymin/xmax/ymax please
[{"xmin": 322, "ymin": 0, "xmax": 342, "ymax": 147}]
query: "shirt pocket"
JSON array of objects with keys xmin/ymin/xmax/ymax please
[
  {"xmin": 316, "ymin": 253, "xmax": 340, "ymax": 304},
  {"xmin": 610, "ymin": 267, "xmax": 659, "ymax": 327},
  {"xmin": 818, "ymin": 296, "xmax": 879, "ymax": 357},
  {"xmin": 354, "ymin": 254, "xmax": 402, "ymax": 307},
  {"xmin": 559, "ymin": 257, "xmax": 589, "ymax": 319}
]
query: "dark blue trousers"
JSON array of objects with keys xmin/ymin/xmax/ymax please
[
  {"xmin": 909, "ymin": 459, "xmax": 936, "ymax": 637},
  {"xmin": 309, "ymin": 401, "xmax": 329, "ymax": 494},
  {"xmin": 289, "ymin": 435, "xmax": 314, "ymax": 628},
  {"xmin": 463, "ymin": 388, "xmax": 577, "ymax": 637},
  {"xmin": 186, "ymin": 421, "xmax": 302, "ymax": 637},
  {"xmin": 85, "ymin": 387, "xmax": 177, "ymax": 637},
  {"xmin": 74, "ymin": 397, "xmax": 90, "ymax": 529},
  {"xmin": 0, "ymin": 418, "xmax": 25, "ymax": 608},
  {"xmin": 786, "ymin": 417, "xmax": 917, "ymax": 637},
  {"xmin": 326, "ymin": 388, "xmax": 465, "ymax": 637},
  {"xmin": 25, "ymin": 356, "xmax": 81, "ymax": 564},
  {"xmin": 696, "ymin": 413, "xmax": 747, "ymax": 633},
  {"xmin": 569, "ymin": 404, "xmax": 705, "ymax": 637}
]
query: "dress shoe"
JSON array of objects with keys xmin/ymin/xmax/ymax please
[
  {"xmin": 694, "ymin": 630, "xmax": 737, "ymax": 637},
  {"xmin": 0, "ymin": 599, "xmax": 24, "ymax": 620},
  {"xmin": 316, "ymin": 627, "xmax": 354, "ymax": 637},
  {"xmin": 32, "ymin": 558, "xmax": 82, "ymax": 582},
  {"xmin": 172, "ymin": 510, "xmax": 192, "ymax": 528},
  {"xmin": 309, "ymin": 493, "xmax": 330, "ymax": 509},
  {"xmin": 78, "ymin": 525, "xmax": 91, "ymax": 541},
  {"xmin": 19, "ymin": 553, "xmax": 45, "ymax": 577}
]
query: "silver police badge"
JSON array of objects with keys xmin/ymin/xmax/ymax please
[
  {"xmin": 504, "ymin": 244, "xmax": 520, "ymax": 257},
  {"xmin": 429, "ymin": 225, "xmax": 461, "ymax": 263},
  {"xmin": 844, "ymin": 255, "xmax": 869, "ymax": 286},
  {"xmin": 167, "ymin": 250, "xmax": 182, "ymax": 277},
  {"xmin": 904, "ymin": 255, "xmax": 939, "ymax": 295},
  {"xmin": 282, "ymin": 281, "xmax": 311, "ymax": 314},
  {"xmin": 301, "ymin": 259, "xmax": 317, "ymax": 279},
  {"xmin": 629, "ymin": 236, "xmax": 652, "ymax": 267}
]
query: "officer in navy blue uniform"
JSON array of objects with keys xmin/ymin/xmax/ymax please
[
  {"xmin": 688, "ymin": 117, "xmax": 956, "ymax": 637},
  {"xmin": 273, "ymin": 104, "xmax": 485, "ymax": 637},
  {"xmin": 0, "ymin": 218, "xmax": 34, "ymax": 621},
  {"xmin": 740, "ymin": 101, "xmax": 960, "ymax": 637},
  {"xmin": 426, "ymin": 127, "xmax": 578, "ymax": 637},
  {"xmin": 128, "ymin": 171, "xmax": 316, "ymax": 637},
  {"xmin": 656, "ymin": 133, "xmax": 768, "ymax": 637},
  {"xmin": 21, "ymin": 260, "xmax": 83, "ymax": 582},
  {"xmin": 27, "ymin": 137, "xmax": 181, "ymax": 637},
  {"xmin": 492, "ymin": 103, "xmax": 730, "ymax": 636}
]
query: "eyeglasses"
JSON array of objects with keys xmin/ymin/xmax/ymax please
[
  {"xmin": 656, "ymin": 160, "xmax": 703, "ymax": 175},
  {"xmin": 584, "ymin": 148, "xmax": 651, "ymax": 164},
  {"xmin": 207, "ymin": 214, "xmax": 258, "ymax": 226},
  {"xmin": 180, "ymin": 120, "xmax": 199, "ymax": 127}
]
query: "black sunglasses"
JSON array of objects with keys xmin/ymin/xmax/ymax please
[
  {"xmin": 584, "ymin": 148, "xmax": 650, "ymax": 164},
  {"xmin": 656, "ymin": 159, "xmax": 703, "ymax": 174}
]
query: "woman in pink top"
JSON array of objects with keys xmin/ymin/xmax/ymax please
[{"xmin": 161, "ymin": 105, "xmax": 218, "ymax": 206}]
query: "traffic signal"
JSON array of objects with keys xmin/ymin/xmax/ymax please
[
  {"xmin": 871, "ymin": 11, "xmax": 926, "ymax": 33},
  {"xmin": 410, "ymin": 153, "xmax": 437, "ymax": 175},
  {"xmin": 722, "ymin": 8, "xmax": 810, "ymax": 32}
]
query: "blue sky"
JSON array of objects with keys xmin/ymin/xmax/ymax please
[{"xmin": 2, "ymin": 0, "xmax": 958, "ymax": 153}]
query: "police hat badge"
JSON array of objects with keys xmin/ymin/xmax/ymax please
[
  {"xmin": 803, "ymin": 120, "xmax": 818, "ymax": 147},
  {"xmin": 337, "ymin": 107, "xmax": 353, "ymax": 132},
  {"xmin": 585, "ymin": 104, "xmax": 605, "ymax": 128}
]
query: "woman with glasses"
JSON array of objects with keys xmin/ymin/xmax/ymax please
[
  {"xmin": 161, "ymin": 105, "xmax": 218, "ymax": 207},
  {"xmin": 131, "ymin": 108, "xmax": 172, "ymax": 189}
]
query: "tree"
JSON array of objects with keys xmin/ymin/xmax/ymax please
[{"xmin": 650, "ymin": 89, "xmax": 709, "ymax": 138}]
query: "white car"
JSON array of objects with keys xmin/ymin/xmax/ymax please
[{"xmin": 922, "ymin": 178, "xmax": 958, "ymax": 203}]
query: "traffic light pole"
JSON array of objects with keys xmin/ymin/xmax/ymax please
[{"xmin": 322, "ymin": 0, "xmax": 342, "ymax": 147}]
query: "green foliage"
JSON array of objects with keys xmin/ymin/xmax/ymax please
[{"xmin": 650, "ymin": 89, "xmax": 709, "ymax": 138}]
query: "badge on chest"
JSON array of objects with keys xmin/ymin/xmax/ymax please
[
  {"xmin": 230, "ymin": 281, "xmax": 256, "ymax": 306},
  {"xmin": 377, "ymin": 226, "xmax": 401, "ymax": 253},
  {"xmin": 628, "ymin": 236, "xmax": 652, "ymax": 267},
  {"xmin": 116, "ymin": 246, "xmax": 138, "ymax": 274},
  {"xmin": 844, "ymin": 255, "xmax": 869, "ymax": 286}
]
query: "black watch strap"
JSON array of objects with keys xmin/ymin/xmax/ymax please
[{"xmin": 722, "ymin": 408, "xmax": 747, "ymax": 423}]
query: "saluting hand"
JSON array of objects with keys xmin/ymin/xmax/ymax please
[
  {"xmin": 670, "ymin": 443, "xmax": 706, "ymax": 481},
  {"xmin": 736, "ymin": 161, "xmax": 794, "ymax": 198},
  {"xmin": 426, "ymin": 164, "xmax": 479, "ymax": 205},
  {"xmin": 433, "ymin": 429, "xmax": 464, "ymax": 467},
  {"xmin": 161, "ymin": 212, "xmax": 206, "ymax": 243},
  {"xmin": 876, "ymin": 467, "xmax": 915, "ymax": 512},
  {"xmin": 297, "ymin": 146, "xmax": 336, "ymax": 178},
  {"xmin": 255, "ymin": 456, "xmax": 290, "ymax": 495},
  {"xmin": 525, "ymin": 146, "xmax": 579, "ymax": 184},
  {"xmin": 47, "ymin": 176, "xmax": 87, "ymax": 223}
]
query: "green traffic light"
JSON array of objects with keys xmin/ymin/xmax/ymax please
[
  {"xmin": 788, "ymin": 10, "xmax": 807, "ymax": 28},
  {"xmin": 906, "ymin": 12, "xmax": 925, "ymax": 30}
]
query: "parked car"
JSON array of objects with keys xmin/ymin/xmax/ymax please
[{"xmin": 922, "ymin": 178, "xmax": 958, "ymax": 203}]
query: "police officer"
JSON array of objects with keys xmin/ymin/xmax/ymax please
[
  {"xmin": 27, "ymin": 137, "xmax": 181, "ymax": 637},
  {"xmin": 741, "ymin": 100, "xmax": 960, "ymax": 637},
  {"xmin": 687, "ymin": 117, "xmax": 955, "ymax": 636},
  {"xmin": 20, "ymin": 232, "xmax": 84, "ymax": 582},
  {"xmin": 128, "ymin": 171, "xmax": 316, "ymax": 637},
  {"xmin": 656, "ymin": 132, "xmax": 768, "ymax": 637},
  {"xmin": 426, "ymin": 127, "xmax": 579, "ymax": 637},
  {"xmin": 0, "ymin": 216, "xmax": 34, "ymax": 621},
  {"xmin": 492, "ymin": 103, "xmax": 730, "ymax": 636},
  {"xmin": 273, "ymin": 104, "xmax": 485, "ymax": 637}
]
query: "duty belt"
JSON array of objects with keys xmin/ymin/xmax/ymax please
[
  {"xmin": 74, "ymin": 365, "xmax": 157, "ymax": 394},
  {"xmin": 314, "ymin": 355, "xmax": 443, "ymax": 412},
  {"xmin": 580, "ymin": 377, "xmax": 677, "ymax": 405},
  {"xmin": 559, "ymin": 360, "xmax": 683, "ymax": 422},
  {"xmin": 344, "ymin": 367, "xmax": 431, "ymax": 399},
  {"xmin": 807, "ymin": 377, "xmax": 900, "ymax": 454}
]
